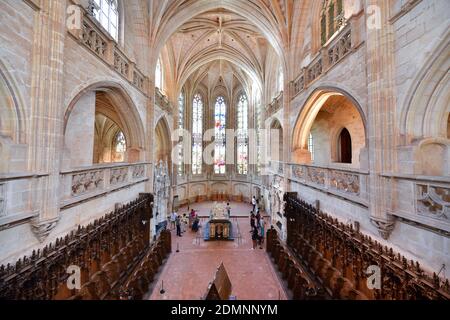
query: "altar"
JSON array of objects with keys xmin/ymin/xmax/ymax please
[{"xmin": 204, "ymin": 203, "xmax": 234, "ymax": 241}]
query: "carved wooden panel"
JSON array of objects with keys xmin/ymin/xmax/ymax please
[
  {"xmin": 282, "ymin": 192, "xmax": 450, "ymax": 300},
  {"xmin": 0, "ymin": 193, "xmax": 172, "ymax": 300}
]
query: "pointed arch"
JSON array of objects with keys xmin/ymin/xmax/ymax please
[{"xmin": 400, "ymin": 30, "xmax": 450, "ymax": 142}]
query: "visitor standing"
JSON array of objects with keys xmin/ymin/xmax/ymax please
[
  {"xmin": 259, "ymin": 216, "xmax": 266, "ymax": 249},
  {"xmin": 226, "ymin": 203, "xmax": 231, "ymax": 218},
  {"xmin": 176, "ymin": 216, "xmax": 182, "ymax": 237},
  {"xmin": 250, "ymin": 213, "xmax": 256, "ymax": 233},
  {"xmin": 170, "ymin": 211, "xmax": 177, "ymax": 230},
  {"xmin": 251, "ymin": 196, "xmax": 257, "ymax": 212},
  {"xmin": 251, "ymin": 226, "xmax": 259, "ymax": 250}
]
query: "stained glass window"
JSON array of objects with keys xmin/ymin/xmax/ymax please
[
  {"xmin": 237, "ymin": 94, "xmax": 248, "ymax": 175},
  {"xmin": 93, "ymin": 0, "xmax": 119, "ymax": 41},
  {"xmin": 177, "ymin": 92, "xmax": 185, "ymax": 176},
  {"xmin": 214, "ymin": 96, "xmax": 227, "ymax": 174},
  {"xmin": 192, "ymin": 94, "xmax": 203, "ymax": 175}
]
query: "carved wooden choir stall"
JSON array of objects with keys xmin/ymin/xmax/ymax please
[
  {"xmin": 268, "ymin": 192, "xmax": 450, "ymax": 300},
  {"xmin": 0, "ymin": 193, "xmax": 171, "ymax": 300}
]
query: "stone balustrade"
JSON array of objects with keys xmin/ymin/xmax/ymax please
[
  {"xmin": 60, "ymin": 163, "xmax": 149, "ymax": 208},
  {"xmin": 266, "ymin": 92, "xmax": 283, "ymax": 118},
  {"xmin": 71, "ymin": 7, "xmax": 148, "ymax": 95},
  {"xmin": 0, "ymin": 173, "xmax": 47, "ymax": 229},
  {"xmin": 382, "ymin": 173, "xmax": 450, "ymax": 236},
  {"xmin": 289, "ymin": 163, "xmax": 369, "ymax": 206},
  {"xmin": 291, "ymin": 23, "xmax": 353, "ymax": 98}
]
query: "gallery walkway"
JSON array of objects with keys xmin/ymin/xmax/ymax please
[{"xmin": 148, "ymin": 202, "xmax": 288, "ymax": 300}]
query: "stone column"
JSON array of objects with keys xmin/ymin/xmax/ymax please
[
  {"xmin": 28, "ymin": 0, "xmax": 67, "ymax": 242},
  {"xmin": 365, "ymin": 0, "xmax": 398, "ymax": 239}
]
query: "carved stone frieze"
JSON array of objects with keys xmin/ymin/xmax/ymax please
[{"xmin": 417, "ymin": 184, "xmax": 449, "ymax": 220}]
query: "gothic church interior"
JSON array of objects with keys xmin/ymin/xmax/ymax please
[{"xmin": 0, "ymin": 0, "xmax": 449, "ymax": 301}]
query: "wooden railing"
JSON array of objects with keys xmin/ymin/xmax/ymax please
[
  {"xmin": 0, "ymin": 194, "xmax": 172, "ymax": 300},
  {"xmin": 283, "ymin": 192, "xmax": 450, "ymax": 300},
  {"xmin": 70, "ymin": 6, "xmax": 148, "ymax": 95},
  {"xmin": 291, "ymin": 23, "xmax": 353, "ymax": 99}
]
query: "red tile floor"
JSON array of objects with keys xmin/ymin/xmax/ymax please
[{"xmin": 148, "ymin": 202, "xmax": 288, "ymax": 300}]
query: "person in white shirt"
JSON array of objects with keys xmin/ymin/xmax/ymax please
[
  {"xmin": 170, "ymin": 212, "xmax": 177, "ymax": 230},
  {"xmin": 251, "ymin": 196, "xmax": 257, "ymax": 212}
]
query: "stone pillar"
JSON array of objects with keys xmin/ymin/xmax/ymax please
[
  {"xmin": 29, "ymin": 0, "xmax": 67, "ymax": 242},
  {"xmin": 365, "ymin": 0, "xmax": 398, "ymax": 239}
]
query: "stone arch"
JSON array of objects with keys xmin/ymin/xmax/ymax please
[
  {"xmin": 400, "ymin": 30, "xmax": 450, "ymax": 143},
  {"xmin": 292, "ymin": 87, "xmax": 367, "ymax": 167},
  {"xmin": 63, "ymin": 81, "xmax": 145, "ymax": 168},
  {"xmin": 0, "ymin": 60, "xmax": 28, "ymax": 173},
  {"xmin": 155, "ymin": 116, "xmax": 172, "ymax": 165},
  {"xmin": 0, "ymin": 60, "xmax": 27, "ymax": 144}
]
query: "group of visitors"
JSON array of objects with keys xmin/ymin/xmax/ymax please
[
  {"xmin": 170, "ymin": 209, "xmax": 201, "ymax": 237},
  {"xmin": 251, "ymin": 196, "xmax": 261, "ymax": 214},
  {"xmin": 250, "ymin": 210, "xmax": 266, "ymax": 250}
]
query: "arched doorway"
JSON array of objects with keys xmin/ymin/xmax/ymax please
[{"xmin": 338, "ymin": 128, "xmax": 352, "ymax": 164}]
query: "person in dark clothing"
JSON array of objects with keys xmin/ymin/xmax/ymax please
[
  {"xmin": 251, "ymin": 226, "xmax": 259, "ymax": 250},
  {"xmin": 256, "ymin": 212, "xmax": 261, "ymax": 227},
  {"xmin": 176, "ymin": 216, "xmax": 182, "ymax": 237},
  {"xmin": 192, "ymin": 217, "xmax": 200, "ymax": 232},
  {"xmin": 250, "ymin": 213, "xmax": 256, "ymax": 233}
]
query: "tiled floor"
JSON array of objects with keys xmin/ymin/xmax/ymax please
[{"xmin": 148, "ymin": 202, "xmax": 287, "ymax": 300}]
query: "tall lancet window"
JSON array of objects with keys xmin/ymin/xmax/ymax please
[
  {"xmin": 113, "ymin": 131, "xmax": 126, "ymax": 162},
  {"xmin": 214, "ymin": 96, "xmax": 227, "ymax": 174},
  {"xmin": 92, "ymin": 0, "xmax": 119, "ymax": 41},
  {"xmin": 177, "ymin": 92, "xmax": 185, "ymax": 176},
  {"xmin": 155, "ymin": 58, "xmax": 163, "ymax": 91},
  {"xmin": 320, "ymin": 0, "xmax": 345, "ymax": 45},
  {"xmin": 237, "ymin": 94, "xmax": 249, "ymax": 175},
  {"xmin": 192, "ymin": 94, "xmax": 203, "ymax": 175}
]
